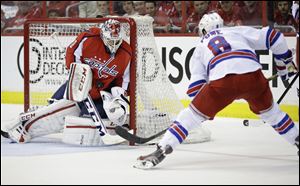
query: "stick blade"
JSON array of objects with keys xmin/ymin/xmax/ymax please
[
  {"xmin": 115, "ymin": 126, "xmax": 167, "ymax": 144},
  {"xmin": 115, "ymin": 126, "xmax": 144, "ymax": 144}
]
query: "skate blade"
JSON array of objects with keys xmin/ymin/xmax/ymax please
[{"xmin": 133, "ymin": 160, "xmax": 155, "ymax": 170}]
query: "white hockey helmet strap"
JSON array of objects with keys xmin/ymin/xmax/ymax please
[
  {"xmin": 198, "ymin": 12, "xmax": 224, "ymax": 36},
  {"xmin": 100, "ymin": 19, "xmax": 123, "ymax": 55}
]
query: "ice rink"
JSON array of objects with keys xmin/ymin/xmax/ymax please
[{"xmin": 1, "ymin": 104, "xmax": 299, "ymax": 185}]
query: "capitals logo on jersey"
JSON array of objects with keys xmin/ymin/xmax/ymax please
[{"xmin": 84, "ymin": 57, "xmax": 119, "ymax": 79}]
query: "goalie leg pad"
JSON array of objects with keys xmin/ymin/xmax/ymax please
[
  {"xmin": 63, "ymin": 116, "xmax": 106, "ymax": 146},
  {"xmin": 259, "ymin": 103, "xmax": 299, "ymax": 145},
  {"xmin": 6, "ymin": 99, "xmax": 80, "ymax": 143}
]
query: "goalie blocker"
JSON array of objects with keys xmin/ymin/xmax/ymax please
[{"xmin": 3, "ymin": 63, "xmax": 129, "ymax": 146}]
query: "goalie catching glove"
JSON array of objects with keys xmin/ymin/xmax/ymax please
[{"xmin": 101, "ymin": 87, "xmax": 129, "ymax": 126}]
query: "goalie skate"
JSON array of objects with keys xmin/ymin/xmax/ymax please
[
  {"xmin": 2, "ymin": 119, "xmax": 31, "ymax": 143},
  {"xmin": 1, "ymin": 130, "xmax": 10, "ymax": 139},
  {"xmin": 133, "ymin": 145, "xmax": 173, "ymax": 170}
]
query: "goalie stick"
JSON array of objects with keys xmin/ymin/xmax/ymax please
[
  {"xmin": 83, "ymin": 95, "xmax": 126, "ymax": 144},
  {"xmin": 115, "ymin": 126, "xmax": 168, "ymax": 144},
  {"xmin": 243, "ymin": 72, "xmax": 299, "ymax": 127}
]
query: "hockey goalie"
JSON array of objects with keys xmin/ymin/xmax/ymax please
[{"xmin": 2, "ymin": 19, "xmax": 131, "ymax": 146}]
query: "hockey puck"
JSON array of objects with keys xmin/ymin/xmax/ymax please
[{"xmin": 243, "ymin": 120, "xmax": 249, "ymax": 126}]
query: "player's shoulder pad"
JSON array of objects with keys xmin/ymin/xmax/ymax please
[{"xmin": 119, "ymin": 41, "xmax": 132, "ymax": 56}]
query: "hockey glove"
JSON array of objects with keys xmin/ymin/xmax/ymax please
[{"xmin": 274, "ymin": 49, "xmax": 298, "ymax": 81}]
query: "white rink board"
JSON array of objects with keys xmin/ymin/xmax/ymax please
[
  {"xmin": 1, "ymin": 103, "xmax": 299, "ymax": 185},
  {"xmin": 1, "ymin": 36, "xmax": 299, "ymax": 105}
]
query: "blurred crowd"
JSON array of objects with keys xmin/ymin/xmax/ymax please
[{"xmin": 1, "ymin": 1, "xmax": 299, "ymax": 34}]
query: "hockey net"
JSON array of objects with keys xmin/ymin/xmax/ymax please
[{"xmin": 24, "ymin": 16, "xmax": 210, "ymax": 143}]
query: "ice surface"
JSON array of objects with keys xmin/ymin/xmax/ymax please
[{"xmin": 1, "ymin": 104, "xmax": 299, "ymax": 185}]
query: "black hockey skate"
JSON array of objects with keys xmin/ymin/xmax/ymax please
[{"xmin": 134, "ymin": 145, "xmax": 173, "ymax": 169}]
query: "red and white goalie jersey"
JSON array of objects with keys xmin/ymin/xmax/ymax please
[
  {"xmin": 66, "ymin": 27, "xmax": 132, "ymax": 100},
  {"xmin": 187, "ymin": 26, "xmax": 290, "ymax": 97}
]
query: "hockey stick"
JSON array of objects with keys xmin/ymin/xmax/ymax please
[
  {"xmin": 243, "ymin": 72, "xmax": 299, "ymax": 126},
  {"xmin": 276, "ymin": 72, "xmax": 299, "ymax": 105},
  {"xmin": 83, "ymin": 95, "xmax": 126, "ymax": 144},
  {"xmin": 115, "ymin": 126, "xmax": 168, "ymax": 144}
]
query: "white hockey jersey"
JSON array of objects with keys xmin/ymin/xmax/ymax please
[{"xmin": 187, "ymin": 26, "xmax": 290, "ymax": 97}]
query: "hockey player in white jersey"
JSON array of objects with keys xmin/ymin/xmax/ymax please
[{"xmin": 134, "ymin": 12, "xmax": 299, "ymax": 169}]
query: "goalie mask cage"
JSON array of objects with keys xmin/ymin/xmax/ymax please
[{"xmin": 24, "ymin": 16, "xmax": 209, "ymax": 143}]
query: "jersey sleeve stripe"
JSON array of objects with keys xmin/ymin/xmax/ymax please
[
  {"xmin": 266, "ymin": 28, "xmax": 272, "ymax": 49},
  {"xmin": 273, "ymin": 49, "xmax": 291, "ymax": 60},
  {"xmin": 266, "ymin": 28, "xmax": 281, "ymax": 49},
  {"xmin": 270, "ymin": 32, "xmax": 281, "ymax": 47}
]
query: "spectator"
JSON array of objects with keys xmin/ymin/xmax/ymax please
[
  {"xmin": 145, "ymin": 1, "xmax": 171, "ymax": 33},
  {"xmin": 3, "ymin": 1, "xmax": 42, "ymax": 34},
  {"xmin": 133, "ymin": 1, "xmax": 146, "ymax": 15},
  {"xmin": 157, "ymin": 1, "xmax": 176, "ymax": 16},
  {"xmin": 95, "ymin": 1, "xmax": 109, "ymax": 17},
  {"xmin": 169, "ymin": 1, "xmax": 186, "ymax": 32},
  {"xmin": 241, "ymin": 1, "xmax": 262, "ymax": 26},
  {"xmin": 48, "ymin": 1, "xmax": 79, "ymax": 17},
  {"xmin": 274, "ymin": 1, "xmax": 298, "ymax": 32},
  {"xmin": 122, "ymin": 1, "xmax": 138, "ymax": 16},
  {"xmin": 1, "ymin": 1, "xmax": 18, "ymax": 19},
  {"xmin": 113, "ymin": 2, "xmax": 125, "ymax": 15},
  {"xmin": 48, "ymin": 8, "xmax": 64, "ymax": 18},
  {"xmin": 217, "ymin": 1, "xmax": 243, "ymax": 26},
  {"xmin": 187, "ymin": 1, "xmax": 210, "ymax": 33},
  {"xmin": 79, "ymin": 1, "xmax": 98, "ymax": 18}
]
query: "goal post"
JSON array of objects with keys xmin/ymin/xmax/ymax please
[{"xmin": 23, "ymin": 16, "xmax": 210, "ymax": 143}]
